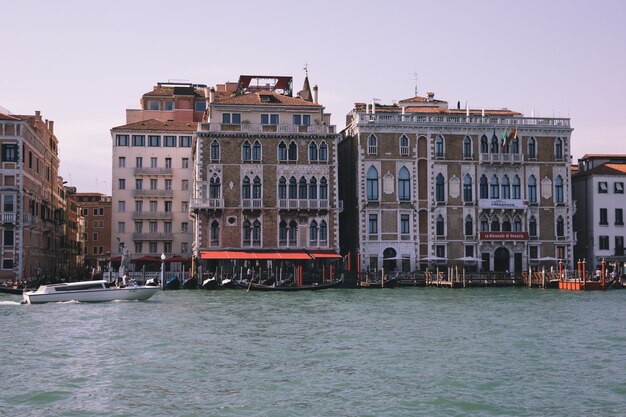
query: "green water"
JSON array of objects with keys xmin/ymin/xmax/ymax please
[{"xmin": 1, "ymin": 288, "xmax": 624, "ymax": 416}]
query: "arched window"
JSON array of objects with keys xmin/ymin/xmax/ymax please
[
  {"xmin": 309, "ymin": 220, "xmax": 318, "ymax": 244},
  {"xmin": 465, "ymin": 215, "xmax": 473, "ymax": 236},
  {"xmin": 490, "ymin": 175, "xmax": 500, "ymax": 199},
  {"xmin": 529, "ymin": 216, "xmax": 537, "ymax": 237},
  {"xmin": 288, "ymin": 141, "xmax": 298, "ymax": 161},
  {"xmin": 241, "ymin": 176, "xmax": 250, "ymax": 199},
  {"xmin": 480, "ymin": 216, "xmax": 489, "ymax": 232},
  {"xmin": 252, "ymin": 140, "xmax": 262, "ymax": 161},
  {"xmin": 490, "ymin": 134, "xmax": 499, "ymax": 153},
  {"xmin": 252, "ymin": 220, "xmax": 261, "ymax": 245},
  {"xmin": 243, "ymin": 220, "xmax": 251, "ymax": 246},
  {"xmin": 528, "ymin": 138, "xmax": 537, "ymax": 159},
  {"xmin": 480, "ymin": 135, "xmax": 488, "ymax": 153},
  {"xmin": 512, "ymin": 175, "xmax": 521, "ymax": 199},
  {"xmin": 279, "ymin": 220, "xmax": 288, "ymax": 244},
  {"xmin": 435, "ymin": 174, "xmax": 445, "ymax": 202},
  {"xmin": 210, "ymin": 220, "xmax": 219, "ymax": 246},
  {"xmin": 367, "ymin": 166, "xmax": 379, "ymax": 201},
  {"xmin": 278, "ymin": 177, "xmax": 287, "ymax": 200},
  {"xmin": 556, "ymin": 215, "xmax": 564, "ymax": 237},
  {"xmin": 398, "ymin": 167, "xmax": 410, "ymax": 201},
  {"xmin": 288, "ymin": 220, "xmax": 298, "ymax": 245},
  {"xmin": 491, "ymin": 217, "xmax": 500, "ymax": 232},
  {"xmin": 309, "ymin": 142, "xmax": 318, "ymax": 161},
  {"xmin": 288, "ymin": 176, "xmax": 297, "ymax": 199},
  {"xmin": 528, "ymin": 175, "xmax": 537, "ymax": 203},
  {"xmin": 320, "ymin": 177, "xmax": 328, "ymax": 200},
  {"xmin": 242, "ymin": 140, "xmax": 251, "ymax": 161},
  {"xmin": 435, "ymin": 135, "xmax": 444, "ymax": 157},
  {"xmin": 502, "ymin": 216, "xmax": 512, "ymax": 231},
  {"xmin": 252, "ymin": 176, "xmax": 262, "ymax": 199},
  {"xmin": 210, "ymin": 140, "xmax": 220, "ymax": 160},
  {"xmin": 463, "ymin": 175, "xmax": 473, "ymax": 202},
  {"xmin": 463, "ymin": 136, "xmax": 472, "ymax": 158},
  {"xmin": 209, "ymin": 177, "xmax": 221, "ymax": 199},
  {"xmin": 309, "ymin": 177, "xmax": 317, "ymax": 200},
  {"xmin": 298, "ymin": 177, "xmax": 307, "ymax": 199},
  {"xmin": 480, "ymin": 175, "xmax": 488, "ymax": 199},
  {"xmin": 400, "ymin": 135, "xmax": 409, "ymax": 156},
  {"xmin": 555, "ymin": 138, "xmax": 563, "ymax": 159},
  {"xmin": 501, "ymin": 175, "xmax": 510, "ymax": 199},
  {"xmin": 436, "ymin": 214, "xmax": 445, "ymax": 236},
  {"xmin": 510, "ymin": 138, "xmax": 519, "ymax": 154},
  {"xmin": 319, "ymin": 141, "xmax": 328, "ymax": 161},
  {"xmin": 513, "ymin": 216, "xmax": 522, "ymax": 232},
  {"xmin": 555, "ymin": 175, "xmax": 564, "ymax": 203},
  {"xmin": 278, "ymin": 141, "xmax": 287, "ymax": 161},
  {"xmin": 320, "ymin": 220, "xmax": 328, "ymax": 243},
  {"xmin": 368, "ymin": 134, "xmax": 377, "ymax": 154}
]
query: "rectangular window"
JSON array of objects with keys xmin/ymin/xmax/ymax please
[
  {"xmin": 148, "ymin": 135, "xmax": 160, "ymax": 147},
  {"xmin": 93, "ymin": 232, "xmax": 98, "ymax": 241},
  {"xmin": 151, "ymin": 157, "xmax": 157, "ymax": 168},
  {"xmin": 400, "ymin": 214, "xmax": 410, "ymax": 234},
  {"xmin": 3, "ymin": 229, "xmax": 14, "ymax": 246},
  {"xmin": 616, "ymin": 208, "xmax": 624, "ymax": 225},
  {"xmin": 435, "ymin": 245, "xmax": 445, "ymax": 258},
  {"xmin": 132, "ymin": 135, "xmax": 145, "ymax": 146},
  {"xmin": 181, "ymin": 222, "xmax": 188, "ymax": 233},
  {"xmin": 181, "ymin": 242, "xmax": 188, "ymax": 253},
  {"xmin": 615, "ymin": 236, "xmax": 624, "ymax": 254},
  {"xmin": 135, "ymin": 179, "xmax": 143, "ymax": 190},
  {"xmin": 164, "ymin": 242, "xmax": 172, "ymax": 253},
  {"xmin": 2, "ymin": 259, "xmax": 14, "ymax": 270},
  {"xmin": 134, "ymin": 242, "xmax": 143, "ymax": 254},
  {"xmin": 165, "ymin": 158, "xmax": 172, "ymax": 168},
  {"xmin": 118, "ymin": 201, "xmax": 125, "ymax": 212},
  {"xmin": 165, "ymin": 179, "xmax": 172, "ymax": 190},
  {"xmin": 135, "ymin": 200, "xmax": 143, "ymax": 212},
  {"xmin": 150, "ymin": 179, "xmax": 157, "ymax": 190},
  {"xmin": 164, "ymin": 136, "xmax": 176, "ymax": 147},
  {"xmin": 599, "ymin": 235, "xmax": 609, "ymax": 250},
  {"xmin": 149, "ymin": 242, "xmax": 157, "ymax": 254},
  {"xmin": 195, "ymin": 101, "xmax": 206, "ymax": 112},
  {"xmin": 118, "ymin": 222, "xmax": 125, "ymax": 233},
  {"xmin": 182, "ymin": 158, "xmax": 189, "ymax": 168},
  {"xmin": 118, "ymin": 179, "xmax": 125, "ymax": 190},
  {"xmin": 99, "ymin": 208, "xmax": 104, "ymax": 216},
  {"xmin": 115, "ymin": 135, "xmax": 129, "ymax": 146},
  {"xmin": 165, "ymin": 201, "xmax": 172, "ymax": 212},
  {"xmin": 179, "ymin": 136, "xmax": 192, "ymax": 147},
  {"xmin": 600, "ymin": 208, "xmax": 608, "ymax": 225},
  {"xmin": 615, "ymin": 182, "xmax": 624, "ymax": 194},
  {"xmin": 136, "ymin": 157, "xmax": 143, "ymax": 168},
  {"xmin": 293, "ymin": 115, "xmax": 301, "ymax": 125},
  {"xmin": 118, "ymin": 157, "xmax": 126, "ymax": 167},
  {"xmin": 92, "ymin": 220, "xmax": 98, "ymax": 227},
  {"xmin": 164, "ymin": 222, "xmax": 172, "ymax": 233},
  {"xmin": 261, "ymin": 114, "xmax": 279, "ymax": 125},
  {"xmin": 148, "ymin": 101, "xmax": 160, "ymax": 110},
  {"xmin": 368, "ymin": 214, "xmax": 378, "ymax": 234},
  {"xmin": 149, "ymin": 222, "xmax": 157, "ymax": 233},
  {"xmin": 164, "ymin": 100, "xmax": 174, "ymax": 111},
  {"xmin": 182, "ymin": 180, "xmax": 188, "ymax": 190},
  {"xmin": 529, "ymin": 246, "xmax": 538, "ymax": 259},
  {"xmin": 181, "ymin": 201, "xmax": 188, "ymax": 212},
  {"xmin": 465, "ymin": 245, "xmax": 474, "ymax": 257},
  {"xmin": 598, "ymin": 182, "xmax": 608, "ymax": 193},
  {"xmin": 135, "ymin": 222, "xmax": 143, "ymax": 233},
  {"xmin": 149, "ymin": 201, "xmax": 157, "ymax": 212}
]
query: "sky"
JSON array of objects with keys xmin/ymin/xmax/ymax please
[{"xmin": 2, "ymin": 0, "xmax": 625, "ymax": 194}]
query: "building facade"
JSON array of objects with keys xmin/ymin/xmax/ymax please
[
  {"xmin": 340, "ymin": 93, "xmax": 574, "ymax": 273},
  {"xmin": 572, "ymin": 155, "xmax": 626, "ymax": 272},
  {"xmin": 192, "ymin": 75, "xmax": 341, "ymax": 272},
  {"xmin": 0, "ymin": 110, "xmax": 64, "ymax": 281},
  {"xmin": 76, "ymin": 192, "xmax": 112, "ymax": 271}
]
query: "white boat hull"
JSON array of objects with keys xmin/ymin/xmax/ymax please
[{"xmin": 23, "ymin": 282, "xmax": 160, "ymax": 304}]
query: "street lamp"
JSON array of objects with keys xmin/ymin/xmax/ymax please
[{"xmin": 160, "ymin": 253, "xmax": 166, "ymax": 289}]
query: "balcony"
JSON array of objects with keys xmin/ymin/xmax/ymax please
[
  {"xmin": 134, "ymin": 167, "xmax": 173, "ymax": 176},
  {"xmin": 23, "ymin": 213, "xmax": 39, "ymax": 227},
  {"xmin": 479, "ymin": 153, "xmax": 525, "ymax": 164},
  {"xmin": 1, "ymin": 212, "xmax": 15, "ymax": 223},
  {"xmin": 133, "ymin": 189, "xmax": 173, "ymax": 198},
  {"xmin": 278, "ymin": 199, "xmax": 330, "ymax": 210},
  {"xmin": 242, "ymin": 199, "xmax": 263, "ymax": 209},
  {"xmin": 355, "ymin": 113, "xmax": 571, "ymax": 128},
  {"xmin": 132, "ymin": 211, "xmax": 173, "ymax": 220},
  {"xmin": 190, "ymin": 198, "xmax": 224, "ymax": 210},
  {"xmin": 198, "ymin": 122, "xmax": 335, "ymax": 135},
  {"xmin": 132, "ymin": 232, "xmax": 174, "ymax": 241}
]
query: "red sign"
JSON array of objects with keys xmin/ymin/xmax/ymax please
[{"xmin": 479, "ymin": 231, "xmax": 529, "ymax": 241}]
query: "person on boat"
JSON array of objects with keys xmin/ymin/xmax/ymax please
[{"xmin": 121, "ymin": 273, "xmax": 128, "ymax": 287}]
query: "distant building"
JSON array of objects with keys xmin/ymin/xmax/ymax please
[
  {"xmin": 76, "ymin": 192, "xmax": 111, "ymax": 271},
  {"xmin": 340, "ymin": 93, "xmax": 574, "ymax": 273},
  {"xmin": 110, "ymin": 82, "xmax": 204, "ymax": 266},
  {"xmin": 0, "ymin": 110, "xmax": 64, "ymax": 281},
  {"xmin": 572, "ymin": 154, "xmax": 626, "ymax": 272},
  {"xmin": 192, "ymin": 75, "xmax": 341, "ymax": 274}
]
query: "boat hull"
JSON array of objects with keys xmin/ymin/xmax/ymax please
[
  {"xmin": 247, "ymin": 278, "xmax": 343, "ymax": 292},
  {"xmin": 23, "ymin": 286, "xmax": 160, "ymax": 304}
]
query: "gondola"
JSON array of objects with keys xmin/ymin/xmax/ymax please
[
  {"xmin": 163, "ymin": 276, "xmax": 181, "ymax": 290},
  {"xmin": 359, "ymin": 276, "xmax": 398, "ymax": 288},
  {"xmin": 246, "ymin": 277, "xmax": 343, "ymax": 292},
  {"xmin": 183, "ymin": 277, "xmax": 199, "ymax": 289},
  {"xmin": 202, "ymin": 276, "xmax": 219, "ymax": 290}
]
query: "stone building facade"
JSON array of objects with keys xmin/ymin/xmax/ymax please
[
  {"xmin": 76, "ymin": 192, "xmax": 112, "ymax": 271},
  {"xmin": 340, "ymin": 93, "xmax": 574, "ymax": 273}
]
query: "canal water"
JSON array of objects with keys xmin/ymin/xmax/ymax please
[{"xmin": 1, "ymin": 288, "xmax": 624, "ymax": 417}]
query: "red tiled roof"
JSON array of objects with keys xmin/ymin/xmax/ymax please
[
  {"xmin": 581, "ymin": 154, "xmax": 626, "ymax": 159},
  {"xmin": 0, "ymin": 113, "xmax": 21, "ymax": 121},
  {"xmin": 573, "ymin": 162, "xmax": 626, "ymax": 177},
  {"xmin": 352, "ymin": 103, "xmax": 521, "ymax": 116},
  {"xmin": 399, "ymin": 95, "xmax": 447, "ymax": 104},
  {"xmin": 111, "ymin": 119, "xmax": 196, "ymax": 132},
  {"xmin": 214, "ymin": 90, "xmax": 321, "ymax": 107}
]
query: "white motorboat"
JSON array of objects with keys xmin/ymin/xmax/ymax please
[{"xmin": 22, "ymin": 280, "xmax": 160, "ymax": 304}]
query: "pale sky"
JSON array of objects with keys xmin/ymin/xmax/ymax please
[{"xmin": 2, "ymin": 0, "xmax": 625, "ymax": 194}]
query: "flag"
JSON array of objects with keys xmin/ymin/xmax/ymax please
[
  {"xmin": 507, "ymin": 127, "xmax": 518, "ymax": 140},
  {"xmin": 501, "ymin": 129, "xmax": 508, "ymax": 147}
]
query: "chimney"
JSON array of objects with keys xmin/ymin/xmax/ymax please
[
  {"xmin": 371, "ymin": 100, "xmax": 376, "ymax": 115},
  {"xmin": 427, "ymin": 92, "xmax": 435, "ymax": 102},
  {"xmin": 204, "ymin": 87, "xmax": 210, "ymax": 107},
  {"xmin": 313, "ymin": 85, "xmax": 318, "ymax": 104},
  {"xmin": 49, "ymin": 120, "xmax": 54, "ymax": 134},
  {"xmin": 35, "ymin": 110, "xmax": 41, "ymax": 120},
  {"xmin": 366, "ymin": 103, "xmax": 370, "ymax": 114},
  {"xmin": 209, "ymin": 87, "xmax": 215, "ymax": 103}
]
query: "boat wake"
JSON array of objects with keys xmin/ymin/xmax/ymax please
[{"xmin": 0, "ymin": 300, "xmax": 23, "ymax": 306}]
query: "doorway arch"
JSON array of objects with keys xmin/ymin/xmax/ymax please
[
  {"xmin": 383, "ymin": 247, "xmax": 397, "ymax": 272},
  {"xmin": 494, "ymin": 247, "xmax": 510, "ymax": 272}
]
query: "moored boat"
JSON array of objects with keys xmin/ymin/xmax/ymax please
[
  {"xmin": 22, "ymin": 280, "xmax": 160, "ymax": 304},
  {"xmin": 246, "ymin": 277, "xmax": 343, "ymax": 291}
]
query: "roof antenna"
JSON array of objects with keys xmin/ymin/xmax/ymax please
[
  {"xmin": 410, "ymin": 71, "xmax": 418, "ymax": 96},
  {"xmin": 303, "ymin": 62, "xmax": 309, "ymax": 77}
]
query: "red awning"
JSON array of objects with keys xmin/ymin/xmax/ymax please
[
  {"xmin": 309, "ymin": 252, "xmax": 342, "ymax": 259},
  {"xmin": 200, "ymin": 251, "xmax": 312, "ymax": 260}
]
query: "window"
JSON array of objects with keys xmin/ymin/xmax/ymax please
[
  {"xmin": 490, "ymin": 134, "xmax": 499, "ymax": 153},
  {"xmin": 501, "ymin": 175, "xmax": 510, "ymax": 199},
  {"xmin": 366, "ymin": 166, "xmax": 379, "ymax": 201},
  {"xmin": 309, "ymin": 220, "xmax": 318, "ymax": 245},
  {"xmin": 279, "ymin": 221, "xmax": 288, "ymax": 245},
  {"xmin": 182, "ymin": 180, "xmax": 189, "ymax": 191},
  {"xmin": 436, "ymin": 245, "xmax": 445, "ymax": 258},
  {"xmin": 320, "ymin": 177, "xmax": 328, "ymax": 200},
  {"xmin": 616, "ymin": 236, "xmax": 624, "ymax": 254},
  {"xmin": 398, "ymin": 167, "xmax": 410, "ymax": 201},
  {"xmin": 164, "ymin": 222, "xmax": 172, "ymax": 233},
  {"xmin": 465, "ymin": 245, "xmax": 474, "ymax": 258},
  {"xmin": 135, "ymin": 179, "xmax": 143, "ymax": 190},
  {"xmin": 210, "ymin": 221, "xmax": 219, "ymax": 246},
  {"xmin": 615, "ymin": 182, "xmax": 624, "ymax": 193},
  {"xmin": 528, "ymin": 138, "xmax": 536, "ymax": 159},
  {"xmin": 320, "ymin": 220, "xmax": 327, "ymax": 243},
  {"xmin": 293, "ymin": 114, "xmax": 311, "ymax": 125},
  {"xmin": 118, "ymin": 222, "xmax": 125, "ymax": 233},
  {"xmin": 4, "ymin": 229, "xmax": 14, "ymax": 246},
  {"xmin": 616, "ymin": 208, "xmax": 624, "ymax": 225},
  {"xmin": 3, "ymin": 195, "xmax": 13, "ymax": 212},
  {"xmin": 288, "ymin": 220, "xmax": 297, "ymax": 245},
  {"xmin": 555, "ymin": 175, "xmax": 564, "ymax": 203},
  {"xmin": 118, "ymin": 179, "xmax": 125, "ymax": 190},
  {"xmin": 598, "ymin": 182, "xmax": 608, "ymax": 193},
  {"xmin": 261, "ymin": 114, "xmax": 279, "ymax": 125},
  {"xmin": 480, "ymin": 216, "xmax": 489, "ymax": 232},
  {"xmin": 528, "ymin": 175, "xmax": 537, "ymax": 203},
  {"xmin": 165, "ymin": 179, "xmax": 172, "ymax": 190},
  {"xmin": 135, "ymin": 157, "xmax": 143, "ymax": 168},
  {"xmin": 479, "ymin": 175, "xmax": 488, "ymax": 199},
  {"xmin": 491, "ymin": 218, "xmax": 500, "ymax": 231},
  {"xmin": 435, "ymin": 174, "xmax": 445, "ymax": 202},
  {"xmin": 252, "ymin": 177, "xmax": 262, "ymax": 199},
  {"xmin": 149, "ymin": 242, "xmax": 157, "ymax": 254},
  {"xmin": 242, "ymin": 176, "xmax": 251, "ymax": 199},
  {"xmin": 181, "ymin": 222, "xmax": 188, "ymax": 233},
  {"xmin": 134, "ymin": 242, "xmax": 143, "ymax": 254},
  {"xmin": 115, "ymin": 135, "xmax": 128, "ymax": 146},
  {"xmin": 179, "ymin": 136, "xmax": 192, "ymax": 147},
  {"xmin": 512, "ymin": 175, "xmax": 521, "ymax": 199},
  {"xmin": 288, "ymin": 141, "xmax": 297, "ymax": 161},
  {"xmin": 510, "ymin": 138, "xmax": 519, "ymax": 154},
  {"xmin": 182, "ymin": 158, "xmax": 189, "ymax": 168},
  {"xmin": 195, "ymin": 101, "xmax": 206, "ymax": 112},
  {"xmin": 556, "ymin": 216, "xmax": 564, "ymax": 237},
  {"xmin": 463, "ymin": 136, "xmax": 472, "ymax": 158},
  {"xmin": 319, "ymin": 142, "xmax": 328, "ymax": 161},
  {"xmin": 289, "ymin": 177, "xmax": 297, "ymax": 199},
  {"xmin": 93, "ymin": 232, "xmax": 98, "ymax": 241},
  {"xmin": 164, "ymin": 136, "xmax": 176, "ymax": 147},
  {"xmin": 513, "ymin": 217, "xmax": 522, "ymax": 232},
  {"xmin": 165, "ymin": 158, "xmax": 172, "ymax": 168},
  {"xmin": 369, "ymin": 214, "xmax": 378, "ymax": 234},
  {"xmin": 529, "ymin": 246, "xmax": 538, "ymax": 259},
  {"xmin": 555, "ymin": 138, "xmax": 563, "ymax": 159},
  {"xmin": 435, "ymin": 135, "xmax": 444, "ymax": 157},
  {"xmin": 252, "ymin": 141, "xmax": 262, "ymax": 161},
  {"xmin": 147, "ymin": 101, "xmax": 160, "ymax": 110},
  {"xmin": 599, "ymin": 235, "xmax": 609, "ymax": 250},
  {"xmin": 222, "ymin": 113, "xmax": 241, "ymax": 124},
  {"xmin": 118, "ymin": 201, "xmax": 125, "ymax": 212},
  {"xmin": 309, "ymin": 177, "xmax": 317, "ymax": 199},
  {"xmin": 278, "ymin": 177, "xmax": 287, "ymax": 200},
  {"xmin": 309, "ymin": 142, "xmax": 318, "ymax": 161},
  {"xmin": 211, "ymin": 140, "xmax": 220, "ymax": 160},
  {"xmin": 118, "ymin": 157, "xmax": 126, "ymax": 167},
  {"xmin": 133, "ymin": 135, "xmax": 146, "ymax": 146},
  {"xmin": 164, "ymin": 101, "xmax": 174, "ymax": 111},
  {"xmin": 401, "ymin": 214, "xmax": 410, "ymax": 234},
  {"xmin": 465, "ymin": 215, "xmax": 473, "ymax": 236},
  {"xmin": 150, "ymin": 179, "xmax": 157, "ymax": 190},
  {"xmin": 490, "ymin": 175, "xmax": 499, "ymax": 199},
  {"xmin": 480, "ymin": 135, "xmax": 488, "ymax": 153},
  {"xmin": 436, "ymin": 215, "xmax": 444, "ymax": 236},
  {"xmin": 148, "ymin": 135, "xmax": 160, "ymax": 147},
  {"xmin": 400, "ymin": 135, "xmax": 409, "ymax": 156},
  {"xmin": 600, "ymin": 208, "xmax": 608, "ymax": 225},
  {"xmin": 148, "ymin": 201, "xmax": 156, "ymax": 212},
  {"xmin": 151, "ymin": 157, "xmax": 158, "ymax": 168},
  {"xmin": 278, "ymin": 141, "xmax": 287, "ymax": 161},
  {"xmin": 299, "ymin": 177, "xmax": 307, "ymax": 199},
  {"xmin": 136, "ymin": 201, "xmax": 144, "ymax": 212},
  {"xmin": 164, "ymin": 201, "xmax": 172, "ymax": 212},
  {"xmin": 368, "ymin": 134, "xmax": 377, "ymax": 155},
  {"xmin": 209, "ymin": 177, "xmax": 221, "ymax": 198},
  {"xmin": 242, "ymin": 140, "xmax": 251, "ymax": 161},
  {"xmin": 149, "ymin": 221, "xmax": 157, "ymax": 233}
]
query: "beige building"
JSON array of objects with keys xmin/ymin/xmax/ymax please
[{"xmin": 340, "ymin": 93, "xmax": 574, "ymax": 273}]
